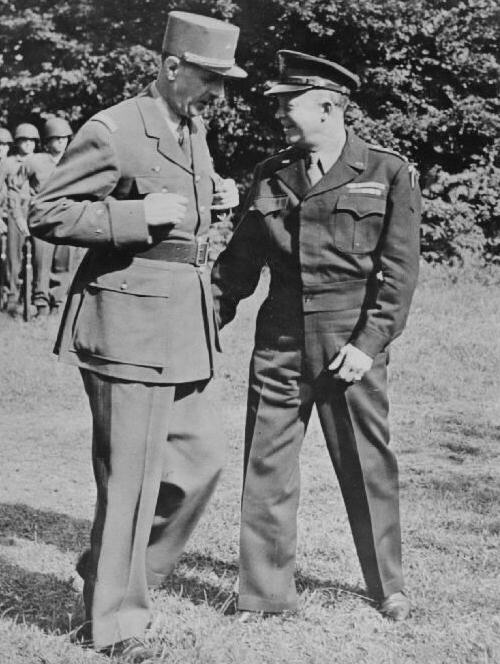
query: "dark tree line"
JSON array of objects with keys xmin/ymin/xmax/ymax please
[{"xmin": 1, "ymin": 0, "xmax": 499, "ymax": 263}]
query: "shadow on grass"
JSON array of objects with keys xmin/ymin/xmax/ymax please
[
  {"xmin": 0, "ymin": 502, "xmax": 90, "ymax": 552},
  {"xmin": 0, "ymin": 556, "xmax": 83, "ymax": 635},
  {"xmin": 159, "ymin": 551, "xmax": 371, "ymax": 614}
]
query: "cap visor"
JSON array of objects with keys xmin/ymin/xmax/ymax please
[
  {"xmin": 202, "ymin": 64, "xmax": 247, "ymax": 79},
  {"xmin": 263, "ymin": 83, "xmax": 312, "ymax": 96}
]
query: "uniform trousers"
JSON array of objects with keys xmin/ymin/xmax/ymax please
[
  {"xmin": 6, "ymin": 220, "xmax": 25, "ymax": 300},
  {"xmin": 32, "ymin": 239, "xmax": 75, "ymax": 306},
  {"xmin": 238, "ymin": 343, "xmax": 403, "ymax": 613},
  {"xmin": 80, "ymin": 370, "xmax": 225, "ymax": 650}
]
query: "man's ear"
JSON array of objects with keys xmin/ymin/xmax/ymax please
[{"xmin": 164, "ymin": 55, "xmax": 181, "ymax": 81}]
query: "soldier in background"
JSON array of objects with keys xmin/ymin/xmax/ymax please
[
  {"xmin": 0, "ymin": 127, "xmax": 13, "ymax": 231},
  {"xmin": 212, "ymin": 50, "xmax": 421, "ymax": 622},
  {"xmin": 27, "ymin": 117, "xmax": 73, "ymax": 315},
  {"xmin": 4, "ymin": 122, "xmax": 39, "ymax": 317},
  {"xmin": 0, "ymin": 128, "xmax": 13, "ymax": 307}
]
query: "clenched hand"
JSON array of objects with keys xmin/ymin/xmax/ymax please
[
  {"xmin": 329, "ymin": 343, "xmax": 373, "ymax": 383},
  {"xmin": 144, "ymin": 193, "xmax": 188, "ymax": 228}
]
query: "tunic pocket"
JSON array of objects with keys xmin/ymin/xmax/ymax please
[
  {"xmin": 72, "ymin": 262, "xmax": 173, "ymax": 368},
  {"xmin": 333, "ymin": 194, "xmax": 386, "ymax": 254}
]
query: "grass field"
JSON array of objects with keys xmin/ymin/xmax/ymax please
[{"xmin": 0, "ymin": 263, "xmax": 499, "ymax": 663}]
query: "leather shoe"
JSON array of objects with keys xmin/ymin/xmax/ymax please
[
  {"xmin": 100, "ymin": 637, "xmax": 154, "ymax": 662},
  {"xmin": 379, "ymin": 591, "xmax": 411, "ymax": 621}
]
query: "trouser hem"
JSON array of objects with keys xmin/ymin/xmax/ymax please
[
  {"xmin": 371, "ymin": 577, "xmax": 405, "ymax": 602},
  {"xmin": 93, "ymin": 608, "xmax": 151, "ymax": 651},
  {"xmin": 238, "ymin": 594, "xmax": 297, "ymax": 613}
]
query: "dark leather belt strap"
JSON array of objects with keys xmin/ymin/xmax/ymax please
[{"xmin": 136, "ymin": 238, "xmax": 209, "ymax": 266}]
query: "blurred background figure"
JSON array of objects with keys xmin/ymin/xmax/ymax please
[
  {"xmin": 27, "ymin": 117, "xmax": 74, "ymax": 316},
  {"xmin": 0, "ymin": 127, "xmax": 13, "ymax": 308},
  {"xmin": 4, "ymin": 122, "xmax": 39, "ymax": 317}
]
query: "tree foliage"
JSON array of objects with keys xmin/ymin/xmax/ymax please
[{"xmin": 1, "ymin": 0, "xmax": 498, "ymax": 262}]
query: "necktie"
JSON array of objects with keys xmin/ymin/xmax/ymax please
[
  {"xmin": 306, "ymin": 152, "xmax": 324, "ymax": 186},
  {"xmin": 177, "ymin": 118, "xmax": 191, "ymax": 163}
]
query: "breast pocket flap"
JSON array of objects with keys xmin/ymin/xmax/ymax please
[{"xmin": 336, "ymin": 194, "xmax": 386, "ymax": 219}]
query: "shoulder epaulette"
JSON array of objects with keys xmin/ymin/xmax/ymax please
[
  {"xmin": 90, "ymin": 112, "xmax": 118, "ymax": 133},
  {"xmin": 368, "ymin": 144, "xmax": 407, "ymax": 162}
]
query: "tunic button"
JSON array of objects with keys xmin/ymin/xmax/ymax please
[
  {"xmin": 120, "ymin": 282, "xmax": 128, "ymax": 291},
  {"xmin": 195, "ymin": 175, "xmax": 201, "ymax": 183},
  {"xmin": 161, "ymin": 187, "xmax": 167, "ymax": 193},
  {"xmin": 152, "ymin": 166, "xmax": 160, "ymax": 172}
]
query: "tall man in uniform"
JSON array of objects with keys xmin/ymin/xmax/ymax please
[
  {"xmin": 212, "ymin": 51, "xmax": 421, "ymax": 621},
  {"xmin": 26, "ymin": 117, "xmax": 73, "ymax": 315},
  {"xmin": 4, "ymin": 123, "xmax": 39, "ymax": 316},
  {"xmin": 29, "ymin": 11, "xmax": 246, "ymax": 661}
]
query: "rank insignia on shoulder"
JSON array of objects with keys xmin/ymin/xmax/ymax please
[{"xmin": 369, "ymin": 144, "xmax": 407, "ymax": 162}]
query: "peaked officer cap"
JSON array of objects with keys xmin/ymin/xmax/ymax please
[
  {"xmin": 162, "ymin": 11, "xmax": 247, "ymax": 79},
  {"xmin": 264, "ymin": 50, "xmax": 359, "ymax": 96}
]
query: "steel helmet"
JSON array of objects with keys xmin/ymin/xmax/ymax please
[
  {"xmin": 0, "ymin": 127, "xmax": 13, "ymax": 143},
  {"xmin": 14, "ymin": 123, "xmax": 40, "ymax": 140},
  {"xmin": 43, "ymin": 117, "xmax": 72, "ymax": 139}
]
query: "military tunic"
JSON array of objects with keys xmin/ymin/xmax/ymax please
[
  {"xmin": 212, "ymin": 130, "xmax": 421, "ymax": 610},
  {"xmin": 29, "ymin": 85, "xmax": 225, "ymax": 649},
  {"xmin": 4, "ymin": 154, "xmax": 30, "ymax": 302}
]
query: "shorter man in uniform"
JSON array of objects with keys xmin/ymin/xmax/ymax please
[
  {"xmin": 4, "ymin": 122, "xmax": 39, "ymax": 316},
  {"xmin": 212, "ymin": 51, "xmax": 421, "ymax": 621},
  {"xmin": 26, "ymin": 117, "xmax": 73, "ymax": 315}
]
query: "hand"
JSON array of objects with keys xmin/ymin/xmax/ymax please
[
  {"xmin": 328, "ymin": 343, "xmax": 373, "ymax": 383},
  {"xmin": 211, "ymin": 177, "xmax": 239, "ymax": 211},
  {"xmin": 144, "ymin": 193, "xmax": 188, "ymax": 228}
]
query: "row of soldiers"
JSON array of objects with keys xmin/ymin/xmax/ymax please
[{"xmin": 0, "ymin": 118, "xmax": 78, "ymax": 318}]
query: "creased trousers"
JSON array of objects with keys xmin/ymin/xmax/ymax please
[
  {"xmin": 238, "ymin": 345, "xmax": 403, "ymax": 612},
  {"xmin": 80, "ymin": 370, "xmax": 224, "ymax": 649}
]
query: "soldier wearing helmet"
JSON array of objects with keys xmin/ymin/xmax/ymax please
[
  {"xmin": 3, "ymin": 122, "xmax": 39, "ymax": 316},
  {"xmin": 26, "ymin": 117, "xmax": 73, "ymax": 315},
  {"xmin": 0, "ymin": 128, "xmax": 13, "ymax": 235}
]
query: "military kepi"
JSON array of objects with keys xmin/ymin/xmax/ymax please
[
  {"xmin": 163, "ymin": 11, "xmax": 247, "ymax": 79},
  {"xmin": 265, "ymin": 50, "xmax": 359, "ymax": 96}
]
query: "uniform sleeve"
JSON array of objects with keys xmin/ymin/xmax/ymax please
[
  {"xmin": 28, "ymin": 121, "xmax": 150, "ymax": 249},
  {"xmin": 211, "ymin": 166, "xmax": 269, "ymax": 329},
  {"xmin": 6, "ymin": 161, "xmax": 29, "ymax": 233},
  {"xmin": 351, "ymin": 162, "xmax": 421, "ymax": 357}
]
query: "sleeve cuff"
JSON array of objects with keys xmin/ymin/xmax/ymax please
[
  {"xmin": 107, "ymin": 198, "xmax": 150, "ymax": 248},
  {"xmin": 351, "ymin": 328, "xmax": 389, "ymax": 358}
]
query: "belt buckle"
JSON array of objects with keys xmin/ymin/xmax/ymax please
[{"xmin": 195, "ymin": 238, "xmax": 209, "ymax": 267}]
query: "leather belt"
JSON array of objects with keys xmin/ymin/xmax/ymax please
[{"xmin": 137, "ymin": 238, "xmax": 209, "ymax": 266}]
